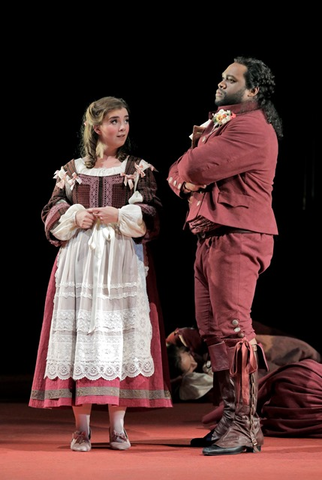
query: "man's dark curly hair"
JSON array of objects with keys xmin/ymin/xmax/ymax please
[{"xmin": 234, "ymin": 56, "xmax": 283, "ymax": 139}]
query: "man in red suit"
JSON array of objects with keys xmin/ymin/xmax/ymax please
[{"xmin": 167, "ymin": 56, "xmax": 283, "ymax": 456}]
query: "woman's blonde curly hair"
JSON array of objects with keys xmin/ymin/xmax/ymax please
[{"xmin": 80, "ymin": 96, "xmax": 131, "ymax": 168}]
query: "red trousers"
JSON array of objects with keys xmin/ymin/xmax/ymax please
[{"xmin": 194, "ymin": 232, "xmax": 274, "ymax": 358}]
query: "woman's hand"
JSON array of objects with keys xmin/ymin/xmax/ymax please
[
  {"xmin": 88, "ymin": 206, "xmax": 119, "ymax": 225},
  {"xmin": 75, "ymin": 210, "xmax": 96, "ymax": 229}
]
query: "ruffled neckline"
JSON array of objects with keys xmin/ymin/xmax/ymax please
[{"xmin": 75, "ymin": 157, "xmax": 128, "ymax": 176}]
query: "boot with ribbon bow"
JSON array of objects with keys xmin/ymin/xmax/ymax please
[{"xmin": 202, "ymin": 338, "xmax": 267, "ymax": 456}]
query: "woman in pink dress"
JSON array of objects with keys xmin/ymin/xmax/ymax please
[{"xmin": 29, "ymin": 96, "xmax": 172, "ymax": 452}]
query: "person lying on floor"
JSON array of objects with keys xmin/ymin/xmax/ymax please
[
  {"xmin": 166, "ymin": 326, "xmax": 321, "ymax": 403},
  {"xmin": 166, "ymin": 326, "xmax": 322, "ymax": 439}
]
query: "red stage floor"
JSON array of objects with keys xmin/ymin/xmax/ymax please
[{"xmin": 2, "ymin": 399, "xmax": 322, "ymax": 480}]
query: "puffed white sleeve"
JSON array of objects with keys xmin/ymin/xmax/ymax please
[
  {"xmin": 118, "ymin": 204, "xmax": 146, "ymax": 238},
  {"xmin": 50, "ymin": 204, "xmax": 85, "ymax": 240}
]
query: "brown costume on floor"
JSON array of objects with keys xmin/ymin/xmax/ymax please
[{"xmin": 202, "ymin": 359, "xmax": 322, "ymax": 438}]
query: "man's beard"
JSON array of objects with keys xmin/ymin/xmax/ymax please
[{"xmin": 215, "ymin": 88, "xmax": 246, "ymax": 107}]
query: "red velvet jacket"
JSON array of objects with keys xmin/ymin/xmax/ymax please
[{"xmin": 167, "ymin": 102, "xmax": 279, "ymax": 235}]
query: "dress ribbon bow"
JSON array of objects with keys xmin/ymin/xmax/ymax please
[{"xmin": 87, "ymin": 222, "xmax": 116, "ymax": 333}]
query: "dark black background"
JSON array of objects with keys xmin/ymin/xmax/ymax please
[{"xmin": 5, "ymin": 10, "xmax": 319, "ymax": 377}]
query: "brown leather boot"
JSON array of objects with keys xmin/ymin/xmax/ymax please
[
  {"xmin": 190, "ymin": 341, "xmax": 239, "ymax": 447},
  {"xmin": 203, "ymin": 341, "xmax": 263, "ymax": 456},
  {"xmin": 190, "ymin": 369, "xmax": 235, "ymax": 447}
]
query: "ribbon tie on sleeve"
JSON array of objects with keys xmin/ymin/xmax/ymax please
[
  {"xmin": 120, "ymin": 172, "xmax": 136, "ymax": 190},
  {"xmin": 53, "ymin": 169, "xmax": 82, "ymax": 190},
  {"xmin": 67, "ymin": 172, "xmax": 82, "ymax": 190}
]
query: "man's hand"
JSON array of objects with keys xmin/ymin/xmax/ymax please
[{"xmin": 182, "ymin": 182, "xmax": 207, "ymax": 194}]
